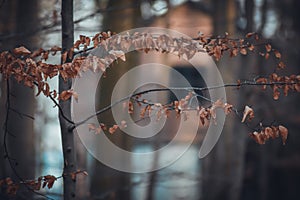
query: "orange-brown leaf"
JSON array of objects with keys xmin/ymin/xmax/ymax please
[
  {"xmin": 265, "ymin": 52, "xmax": 270, "ymax": 60},
  {"xmin": 256, "ymin": 77, "xmax": 268, "ymax": 90},
  {"xmin": 224, "ymin": 103, "xmax": 233, "ymax": 115},
  {"xmin": 50, "ymin": 45, "xmax": 62, "ymax": 52},
  {"xmin": 13, "ymin": 46, "xmax": 31, "ymax": 55},
  {"xmin": 240, "ymin": 48, "xmax": 247, "ymax": 55},
  {"xmin": 59, "ymin": 89, "xmax": 77, "ymax": 101},
  {"xmin": 246, "ymin": 32, "xmax": 255, "ymax": 38},
  {"xmin": 273, "ymin": 86, "xmax": 280, "ymax": 100},
  {"xmin": 278, "ymin": 125, "xmax": 288, "ymax": 145},
  {"xmin": 265, "ymin": 44, "xmax": 272, "ymax": 52},
  {"xmin": 248, "ymin": 44, "xmax": 255, "ymax": 51},
  {"xmin": 278, "ymin": 61, "xmax": 286, "ymax": 69},
  {"xmin": 241, "ymin": 105, "xmax": 254, "ymax": 122},
  {"xmin": 274, "ymin": 50, "xmax": 281, "ymax": 59},
  {"xmin": 109, "ymin": 124, "xmax": 119, "ymax": 134},
  {"xmin": 230, "ymin": 48, "xmax": 238, "ymax": 57}
]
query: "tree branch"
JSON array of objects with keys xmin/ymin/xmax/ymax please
[
  {"xmin": 2, "ymin": 80, "xmax": 54, "ymax": 199},
  {"xmin": 73, "ymin": 80, "xmax": 299, "ymax": 128}
]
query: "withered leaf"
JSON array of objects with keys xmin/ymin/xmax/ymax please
[
  {"xmin": 278, "ymin": 125, "xmax": 288, "ymax": 145},
  {"xmin": 240, "ymin": 48, "xmax": 247, "ymax": 55},
  {"xmin": 278, "ymin": 61, "xmax": 286, "ymax": 69},
  {"xmin": 50, "ymin": 45, "xmax": 62, "ymax": 52},
  {"xmin": 13, "ymin": 46, "xmax": 31, "ymax": 55},
  {"xmin": 109, "ymin": 124, "xmax": 119, "ymax": 134},
  {"xmin": 256, "ymin": 77, "xmax": 268, "ymax": 90},
  {"xmin": 241, "ymin": 105, "xmax": 254, "ymax": 122},
  {"xmin": 274, "ymin": 50, "xmax": 281, "ymax": 59},
  {"xmin": 230, "ymin": 48, "xmax": 238, "ymax": 57},
  {"xmin": 59, "ymin": 89, "xmax": 78, "ymax": 101},
  {"xmin": 273, "ymin": 86, "xmax": 280, "ymax": 100},
  {"xmin": 265, "ymin": 53, "xmax": 270, "ymax": 60},
  {"xmin": 248, "ymin": 44, "xmax": 255, "ymax": 51},
  {"xmin": 246, "ymin": 32, "xmax": 256, "ymax": 38},
  {"xmin": 265, "ymin": 44, "xmax": 272, "ymax": 52},
  {"xmin": 224, "ymin": 103, "xmax": 233, "ymax": 115},
  {"xmin": 30, "ymin": 48, "xmax": 44, "ymax": 58}
]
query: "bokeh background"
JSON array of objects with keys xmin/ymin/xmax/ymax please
[{"xmin": 0, "ymin": 0, "xmax": 300, "ymax": 199}]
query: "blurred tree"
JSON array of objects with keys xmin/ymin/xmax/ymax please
[
  {"xmin": 202, "ymin": 1, "xmax": 250, "ymax": 200},
  {"xmin": 0, "ymin": 0, "xmax": 37, "ymax": 198},
  {"xmin": 90, "ymin": 0, "xmax": 141, "ymax": 199}
]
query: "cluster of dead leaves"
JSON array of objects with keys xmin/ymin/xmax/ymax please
[
  {"xmin": 0, "ymin": 31, "xmax": 295, "ymax": 146},
  {"xmin": 256, "ymin": 73, "xmax": 300, "ymax": 100},
  {"xmin": 198, "ymin": 32, "xmax": 285, "ymax": 69},
  {"xmin": 88, "ymin": 121, "xmax": 127, "ymax": 135},
  {"xmin": 198, "ymin": 32, "xmax": 259, "ymax": 61},
  {"xmin": 196, "ymin": 99, "xmax": 233, "ymax": 125},
  {"xmin": 0, "ymin": 31, "xmax": 293, "ymax": 103},
  {"xmin": 250, "ymin": 125, "xmax": 288, "ymax": 145},
  {"xmin": 239, "ymin": 105, "xmax": 288, "ymax": 145},
  {"xmin": 0, "ymin": 177, "xmax": 19, "ymax": 195},
  {"xmin": 86, "ymin": 93, "xmax": 234, "ymax": 136},
  {"xmin": 0, "ymin": 170, "xmax": 88, "ymax": 195}
]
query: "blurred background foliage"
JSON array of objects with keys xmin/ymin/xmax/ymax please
[{"xmin": 0, "ymin": 0, "xmax": 300, "ymax": 199}]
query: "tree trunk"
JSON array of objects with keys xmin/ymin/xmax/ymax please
[
  {"xmin": 90, "ymin": 0, "xmax": 141, "ymax": 199},
  {"xmin": 0, "ymin": 1, "xmax": 36, "ymax": 198},
  {"xmin": 202, "ymin": 1, "xmax": 248, "ymax": 200},
  {"xmin": 60, "ymin": 0, "xmax": 77, "ymax": 199}
]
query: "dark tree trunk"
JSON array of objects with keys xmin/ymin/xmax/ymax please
[
  {"xmin": 0, "ymin": 1, "xmax": 36, "ymax": 198},
  {"xmin": 90, "ymin": 0, "xmax": 141, "ymax": 199},
  {"xmin": 202, "ymin": 1, "xmax": 248, "ymax": 200},
  {"xmin": 60, "ymin": 0, "xmax": 77, "ymax": 199}
]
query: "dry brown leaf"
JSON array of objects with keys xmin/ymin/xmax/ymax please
[
  {"xmin": 273, "ymin": 86, "xmax": 280, "ymax": 100},
  {"xmin": 264, "ymin": 127, "xmax": 273, "ymax": 139},
  {"xmin": 250, "ymin": 131, "xmax": 265, "ymax": 144},
  {"xmin": 210, "ymin": 99, "xmax": 224, "ymax": 119},
  {"xmin": 224, "ymin": 103, "xmax": 233, "ymax": 115},
  {"xmin": 50, "ymin": 45, "xmax": 62, "ymax": 52},
  {"xmin": 265, "ymin": 53, "xmax": 270, "ymax": 60},
  {"xmin": 256, "ymin": 77, "xmax": 268, "ymax": 90},
  {"xmin": 274, "ymin": 50, "xmax": 281, "ymax": 59},
  {"xmin": 13, "ymin": 46, "xmax": 31, "ymax": 55},
  {"xmin": 278, "ymin": 125, "xmax": 288, "ymax": 145},
  {"xmin": 230, "ymin": 48, "xmax": 238, "ymax": 57},
  {"xmin": 240, "ymin": 48, "xmax": 247, "ymax": 55},
  {"xmin": 248, "ymin": 44, "xmax": 255, "ymax": 51},
  {"xmin": 109, "ymin": 125, "xmax": 119, "ymax": 134},
  {"xmin": 85, "ymin": 37, "xmax": 91, "ymax": 46},
  {"xmin": 246, "ymin": 32, "xmax": 255, "ymax": 38},
  {"xmin": 278, "ymin": 61, "xmax": 286, "ymax": 69},
  {"xmin": 59, "ymin": 89, "xmax": 78, "ymax": 101},
  {"xmin": 30, "ymin": 48, "xmax": 44, "ymax": 58},
  {"xmin": 265, "ymin": 44, "xmax": 272, "ymax": 52},
  {"xmin": 241, "ymin": 105, "xmax": 254, "ymax": 122}
]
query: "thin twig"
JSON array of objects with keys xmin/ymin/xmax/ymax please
[
  {"xmin": 0, "ymin": 2, "xmax": 140, "ymax": 42},
  {"xmin": 9, "ymin": 107, "xmax": 35, "ymax": 120},
  {"xmin": 74, "ymin": 80, "xmax": 298, "ymax": 128},
  {"xmin": 33, "ymin": 81, "xmax": 75, "ymax": 125},
  {"xmin": 3, "ymin": 79, "xmax": 54, "ymax": 200}
]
